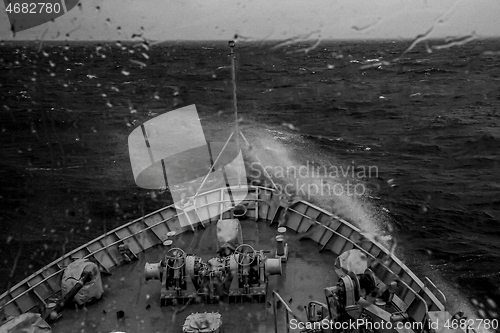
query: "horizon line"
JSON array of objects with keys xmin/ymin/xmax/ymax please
[{"xmin": 3, "ymin": 36, "xmax": 500, "ymax": 43}]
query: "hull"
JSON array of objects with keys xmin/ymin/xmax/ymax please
[{"xmin": 0, "ymin": 185, "xmax": 460, "ymax": 332}]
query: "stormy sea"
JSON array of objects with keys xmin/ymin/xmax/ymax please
[{"xmin": 0, "ymin": 39, "xmax": 499, "ymax": 322}]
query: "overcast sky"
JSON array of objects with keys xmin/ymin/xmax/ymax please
[{"xmin": 1, "ymin": 0, "xmax": 499, "ymax": 41}]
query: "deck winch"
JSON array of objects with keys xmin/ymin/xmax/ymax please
[
  {"xmin": 144, "ymin": 219, "xmax": 282, "ymax": 305},
  {"xmin": 306, "ymin": 250, "xmax": 401, "ymax": 330}
]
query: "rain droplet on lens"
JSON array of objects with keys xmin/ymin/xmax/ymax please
[{"xmin": 485, "ymin": 297, "xmax": 497, "ymax": 309}]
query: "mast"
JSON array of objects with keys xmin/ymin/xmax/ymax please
[
  {"xmin": 194, "ymin": 41, "xmax": 242, "ymax": 198},
  {"xmin": 228, "ymin": 40, "xmax": 240, "ymax": 149}
]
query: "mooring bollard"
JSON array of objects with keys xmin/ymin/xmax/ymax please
[{"xmin": 275, "ymin": 227, "xmax": 288, "ymax": 262}]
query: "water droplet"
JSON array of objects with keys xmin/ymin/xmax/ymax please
[{"xmin": 486, "ymin": 297, "xmax": 497, "ymax": 309}]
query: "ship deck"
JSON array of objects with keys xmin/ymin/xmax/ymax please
[
  {"xmin": 1, "ymin": 185, "xmax": 451, "ymax": 333},
  {"xmin": 52, "ymin": 218, "xmax": 338, "ymax": 333}
]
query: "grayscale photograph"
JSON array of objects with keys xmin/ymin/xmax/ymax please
[{"xmin": 0, "ymin": 0, "xmax": 499, "ymax": 332}]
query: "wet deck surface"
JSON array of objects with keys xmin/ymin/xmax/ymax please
[{"xmin": 52, "ymin": 219, "xmax": 339, "ymax": 333}]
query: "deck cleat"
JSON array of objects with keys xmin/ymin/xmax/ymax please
[{"xmin": 118, "ymin": 243, "xmax": 138, "ymax": 262}]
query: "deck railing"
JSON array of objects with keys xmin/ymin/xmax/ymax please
[{"xmin": 272, "ymin": 291, "xmax": 304, "ymax": 333}]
